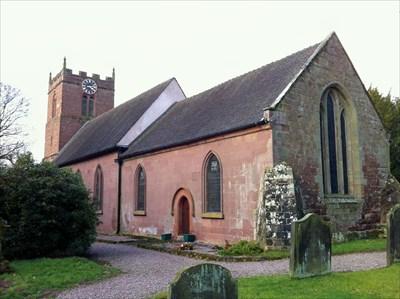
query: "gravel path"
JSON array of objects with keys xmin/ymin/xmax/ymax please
[{"xmin": 57, "ymin": 242, "xmax": 386, "ymax": 299}]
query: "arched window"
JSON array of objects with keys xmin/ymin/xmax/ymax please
[
  {"xmin": 82, "ymin": 95, "xmax": 95, "ymax": 117},
  {"xmin": 320, "ymin": 89, "xmax": 349, "ymax": 195},
  {"xmin": 135, "ymin": 166, "xmax": 146, "ymax": 214},
  {"xmin": 93, "ymin": 165, "xmax": 103, "ymax": 212},
  {"xmin": 82, "ymin": 95, "xmax": 87, "ymax": 116},
  {"xmin": 204, "ymin": 153, "xmax": 222, "ymax": 214}
]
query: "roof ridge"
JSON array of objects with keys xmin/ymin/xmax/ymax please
[
  {"xmin": 120, "ymin": 34, "xmax": 332, "ymax": 159},
  {"xmin": 267, "ymin": 31, "xmax": 336, "ymax": 109},
  {"xmin": 176, "ymin": 41, "xmax": 321, "ymax": 106},
  {"xmin": 124, "ymin": 101, "xmax": 179, "ymax": 150}
]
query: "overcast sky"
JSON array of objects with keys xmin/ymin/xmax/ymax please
[{"xmin": 1, "ymin": 1, "xmax": 399, "ymax": 161}]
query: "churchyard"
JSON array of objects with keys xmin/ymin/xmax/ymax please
[
  {"xmin": 1, "ymin": 206, "xmax": 399, "ymax": 299},
  {"xmin": 0, "ymin": 156, "xmax": 398, "ymax": 298}
]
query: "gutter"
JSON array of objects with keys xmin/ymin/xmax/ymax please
[{"xmin": 57, "ymin": 146, "xmax": 118, "ymax": 167}]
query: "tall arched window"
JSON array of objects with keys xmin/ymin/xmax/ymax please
[
  {"xmin": 93, "ymin": 165, "xmax": 103, "ymax": 212},
  {"xmin": 204, "ymin": 153, "xmax": 222, "ymax": 214},
  {"xmin": 320, "ymin": 89, "xmax": 349, "ymax": 195},
  {"xmin": 135, "ymin": 166, "xmax": 146, "ymax": 214}
]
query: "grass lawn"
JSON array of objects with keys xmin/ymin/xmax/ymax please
[
  {"xmin": 218, "ymin": 239, "xmax": 386, "ymax": 260},
  {"xmin": 0, "ymin": 257, "xmax": 120, "ymax": 299},
  {"xmin": 332, "ymin": 238, "xmax": 386, "ymax": 255},
  {"xmin": 239, "ymin": 264, "xmax": 400, "ymax": 299},
  {"xmin": 152, "ymin": 264, "xmax": 400, "ymax": 299}
]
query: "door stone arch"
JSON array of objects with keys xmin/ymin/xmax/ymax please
[{"xmin": 172, "ymin": 188, "xmax": 195, "ymax": 236}]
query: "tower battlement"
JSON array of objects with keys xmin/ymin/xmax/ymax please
[
  {"xmin": 48, "ymin": 58, "xmax": 115, "ymax": 93},
  {"xmin": 44, "ymin": 57, "xmax": 115, "ymax": 161}
]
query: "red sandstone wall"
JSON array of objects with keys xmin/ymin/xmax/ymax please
[
  {"xmin": 121, "ymin": 126, "xmax": 273, "ymax": 245},
  {"xmin": 44, "ymin": 69, "xmax": 114, "ymax": 160},
  {"xmin": 68, "ymin": 152, "xmax": 119, "ymax": 234}
]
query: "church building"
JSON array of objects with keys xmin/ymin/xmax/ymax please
[{"xmin": 48, "ymin": 33, "xmax": 390, "ymax": 245}]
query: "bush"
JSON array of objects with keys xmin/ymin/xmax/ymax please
[
  {"xmin": 0, "ymin": 154, "xmax": 97, "ymax": 259},
  {"xmin": 218, "ymin": 240, "xmax": 264, "ymax": 256}
]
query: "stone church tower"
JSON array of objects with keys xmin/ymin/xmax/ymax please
[{"xmin": 44, "ymin": 58, "xmax": 114, "ymax": 160}]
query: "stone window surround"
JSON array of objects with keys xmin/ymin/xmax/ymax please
[
  {"xmin": 133, "ymin": 164, "xmax": 146, "ymax": 216},
  {"xmin": 319, "ymin": 83, "xmax": 362, "ymax": 202},
  {"xmin": 202, "ymin": 151, "xmax": 224, "ymax": 219}
]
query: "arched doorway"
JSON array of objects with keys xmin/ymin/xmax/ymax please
[
  {"xmin": 172, "ymin": 188, "xmax": 194, "ymax": 237},
  {"xmin": 178, "ymin": 196, "xmax": 190, "ymax": 235}
]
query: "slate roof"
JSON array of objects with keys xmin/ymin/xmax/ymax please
[
  {"xmin": 55, "ymin": 78, "xmax": 174, "ymax": 166},
  {"xmin": 121, "ymin": 42, "xmax": 320, "ymax": 159}
]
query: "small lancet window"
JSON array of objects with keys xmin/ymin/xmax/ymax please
[
  {"xmin": 82, "ymin": 95, "xmax": 95, "ymax": 117},
  {"xmin": 93, "ymin": 165, "xmax": 103, "ymax": 212},
  {"xmin": 82, "ymin": 95, "xmax": 88, "ymax": 116},
  {"xmin": 89, "ymin": 96, "xmax": 94, "ymax": 117},
  {"xmin": 51, "ymin": 95, "xmax": 57, "ymax": 118},
  {"xmin": 205, "ymin": 154, "xmax": 222, "ymax": 213},
  {"xmin": 136, "ymin": 166, "xmax": 146, "ymax": 212}
]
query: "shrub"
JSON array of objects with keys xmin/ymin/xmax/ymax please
[
  {"xmin": 0, "ymin": 154, "xmax": 97, "ymax": 259},
  {"xmin": 218, "ymin": 240, "xmax": 264, "ymax": 256}
]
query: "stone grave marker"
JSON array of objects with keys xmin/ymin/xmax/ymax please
[
  {"xmin": 290, "ymin": 213, "xmax": 331, "ymax": 278},
  {"xmin": 387, "ymin": 204, "xmax": 400, "ymax": 266},
  {"xmin": 168, "ymin": 263, "xmax": 238, "ymax": 299}
]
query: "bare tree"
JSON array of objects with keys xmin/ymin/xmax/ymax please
[{"xmin": 0, "ymin": 83, "xmax": 29, "ymax": 164}]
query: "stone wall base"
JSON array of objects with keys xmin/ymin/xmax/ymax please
[
  {"xmin": 325, "ymin": 197, "xmax": 362, "ymax": 234},
  {"xmin": 332, "ymin": 228, "xmax": 385, "ymax": 243}
]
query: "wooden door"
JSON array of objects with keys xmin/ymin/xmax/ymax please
[{"xmin": 179, "ymin": 197, "xmax": 190, "ymax": 235}]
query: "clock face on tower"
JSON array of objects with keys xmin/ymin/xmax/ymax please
[{"xmin": 82, "ymin": 78, "xmax": 98, "ymax": 95}]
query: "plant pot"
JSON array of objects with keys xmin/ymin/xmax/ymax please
[
  {"xmin": 161, "ymin": 233, "xmax": 172, "ymax": 241},
  {"xmin": 183, "ymin": 234, "xmax": 196, "ymax": 242}
]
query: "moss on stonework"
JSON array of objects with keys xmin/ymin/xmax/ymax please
[
  {"xmin": 256, "ymin": 162, "xmax": 298, "ymax": 249},
  {"xmin": 290, "ymin": 213, "xmax": 332, "ymax": 278},
  {"xmin": 168, "ymin": 263, "xmax": 237, "ymax": 299}
]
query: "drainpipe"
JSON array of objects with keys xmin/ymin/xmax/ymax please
[{"xmin": 116, "ymin": 158, "xmax": 123, "ymax": 234}]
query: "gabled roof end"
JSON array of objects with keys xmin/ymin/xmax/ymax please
[{"xmin": 265, "ymin": 31, "xmax": 337, "ymax": 111}]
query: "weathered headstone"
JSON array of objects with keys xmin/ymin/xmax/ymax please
[
  {"xmin": 256, "ymin": 162, "xmax": 299, "ymax": 249},
  {"xmin": 387, "ymin": 204, "xmax": 400, "ymax": 266},
  {"xmin": 290, "ymin": 213, "xmax": 331, "ymax": 278},
  {"xmin": 168, "ymin": 263, "xmax": 238, "ymax": 299}
]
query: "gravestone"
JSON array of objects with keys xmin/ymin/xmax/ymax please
[
  {"xmin": 256, "ymin": 162, "xmax": 299, "ymax": 249},
  {"xmin": 387, "ymin": 204, "xmax": 400, "ymax": 266},
  {"xmin": 290, "ymin": 213, "xmax": 331, "ymax": 278},
  {"xmin": 168, "ymin": 263, "xmax": 238, "ymax": 299}
]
